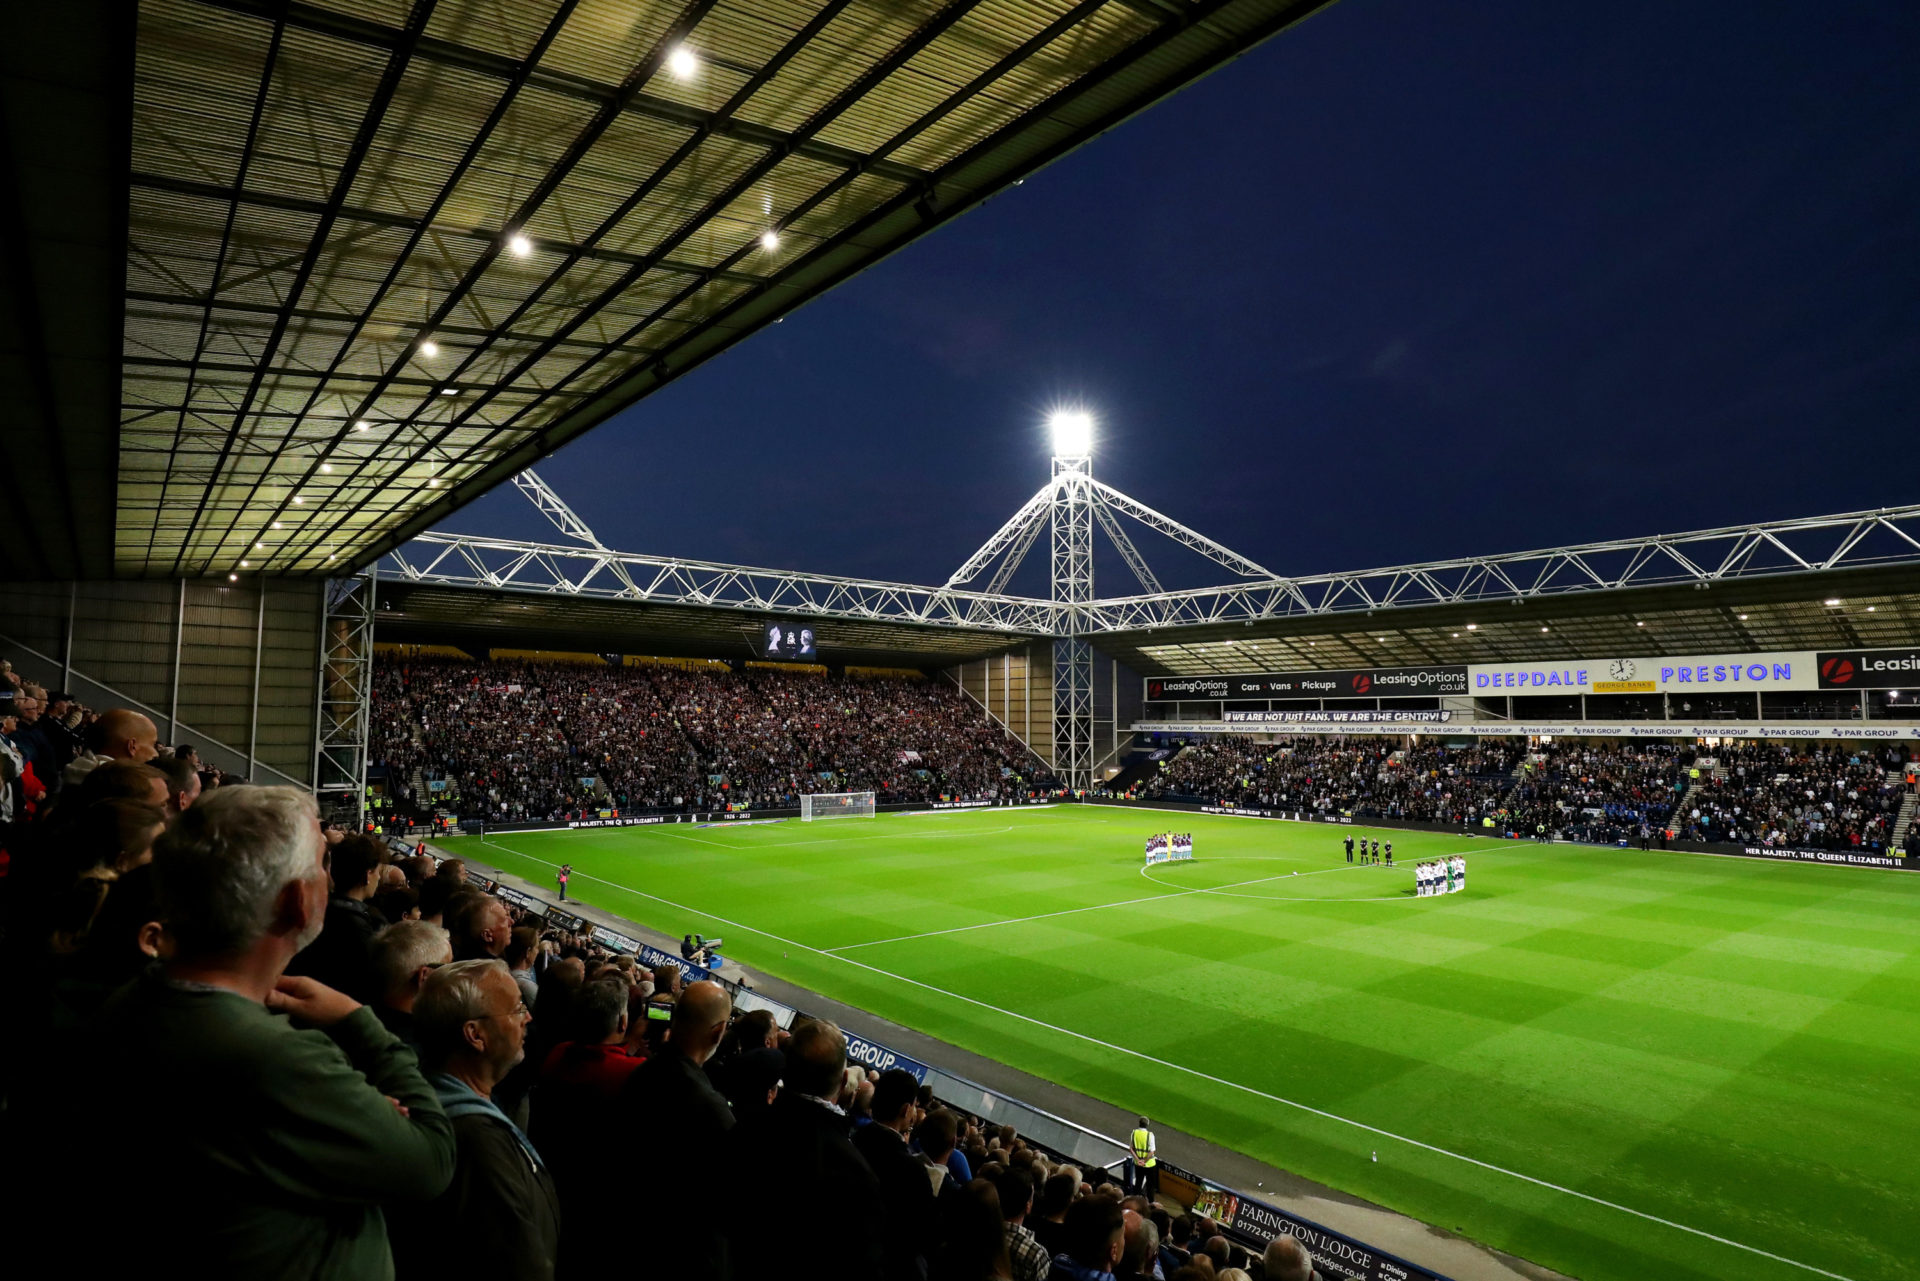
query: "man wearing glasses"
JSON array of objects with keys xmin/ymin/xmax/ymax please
[{"xmin": 390, "ymin": 959, "xmax": 559, "ymax": 1280}]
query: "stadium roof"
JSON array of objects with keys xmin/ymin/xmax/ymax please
[
  {"xmin": 4, "ymin": 0, "xmax": 1339, "ymax": 582},
  {"xmin": 1095, "ymin": 563, "xmax": 1920, "ymax": 676},
  {"xmin": 373, "ymin": 579, "xmax": 1028, "ymax": 668}
]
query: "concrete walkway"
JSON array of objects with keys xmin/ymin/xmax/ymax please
[{"xmin": 459, "ymin": 850, "xmax": 1574, "ymax": 1281}]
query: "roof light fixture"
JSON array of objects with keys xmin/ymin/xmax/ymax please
[
  {"xmin": 240, "ymin": 560, "xmax": 249, "ymax": 568},
  {"xmin": 419, "ymin": 340, "xmax": 439, "ymax": 357},
  {"xmin": 759, "ymin": 230, "xmax": 780, "ymax": 251},
  {"xmin": 228, "ymin": 573, "xmax": 238, "ymax": 582},
  {"xmin": 508, "ymin": 233, "xmax": 532, "ymax": 256},
  {"xmin": 667, "ymin": 45, "xmax": 698, "ymax": 79},
  {"xmin": 355, "ymin": 421, "xmax": 370, "ymax": 432},
  {"xmin": 1825, "ymin": 598, "xmax": 1842, "ymax": 607},
  {"xmin": 1465, "ymin": 624, "xmax": 1477, "ymax": 631},
  {"xmin": 272, "ymin": 521, "xmax": 282, "ymax": 529},
  {"xmin": 321, "ymin": 464, "xmax": 333, "ymax": 473}
]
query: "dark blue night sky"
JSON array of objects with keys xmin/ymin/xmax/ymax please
[{"xmin": 437, "ymin": 0, "xmax": 1919, "ymax": 593}]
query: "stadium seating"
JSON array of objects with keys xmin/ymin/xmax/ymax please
[
  {"xmin": 371, "ymin": 656, "xmax": 1053, "ymax": 823},
  {"xmin": 1128, "ymin": 735, "xmax": 1908, "ymax": 851},
  {"xmin": 5, "ymin": 647, "xmax": 1912, "ymax": 1281}
]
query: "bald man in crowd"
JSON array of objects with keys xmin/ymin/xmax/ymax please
[
  {"xmin": 613, "ymin": 980, "xmax": 735, "ymax": 1271},
  {"xmin": 63, "ymin": 708, "xmax": 160, "ymax": 786}
]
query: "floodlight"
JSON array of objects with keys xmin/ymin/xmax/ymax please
[
  {"xmin": 419, "ymin": 340, "xmax": 439, "ymax": 357},
  {"xmin": 1049, "ymin": 410, "xmax": 1093, "ymax": 457},
  {"xmin": 668, "ymin": 46, "xmax": 698, "ymax": 79},
  {"xmin": 508, "ymin": 233, "xmax": 532, "ymax": 256},
  {"xmin": 355, "ymin": 421, "xmax": 370, "ymax": 431}
]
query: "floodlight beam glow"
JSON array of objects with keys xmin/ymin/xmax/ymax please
[{"xmin": 1048, "ymin": 409, "xmax": 1094, "ymax": 457}]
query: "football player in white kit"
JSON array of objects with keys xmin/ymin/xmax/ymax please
[{"xmin": 1453, "ymin": 855, "xmax": 1466, "ymax": 893}]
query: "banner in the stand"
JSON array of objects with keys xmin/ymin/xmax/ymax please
[
  {"xmin": 1146, "ymin": 667, "xmax": 1465, "ymax": 702},
  {"xmin": 1223, "ymin": 710, "xmax": 1453, "ymax": 725},
  {"xmin": 1816, "ymin": 646, "xmax": 1920, "ymax": 689},
  {"xmin": 843, "ymin": 1029, "xmax": 932, "ymax": 1082},
  {"xmin": 566, "ymin": 814, "xmax": 670, "ymax": 829},
  {"xmin": 1158, "ymin": 1161, "xmax": 1446, "ymax": 1281},
  {"xmin": 1138, "ymin": 720, "xmax": 1920, "ymax": 740}
]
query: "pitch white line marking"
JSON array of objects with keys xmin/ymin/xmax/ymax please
[{"xmin": 470, "ymin": 834, "xmax": 1852, "ymax": 1281}]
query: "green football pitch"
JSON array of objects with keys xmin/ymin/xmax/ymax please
[{"xmin": 442, "ymin": 806, "xmax": 1920, "ymax": 1281}]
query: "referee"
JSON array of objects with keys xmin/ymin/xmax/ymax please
[
  {"xmin": 1129, "ymin": 1117, "xmax": 1159, "ymax": 1197},
  {"xmin": 1344, "ymin": 834, "xmax": 1354, "ymax": 863}
]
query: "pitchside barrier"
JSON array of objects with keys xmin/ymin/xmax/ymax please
[
  {"xmin": 1083, "ymin": 796, "xmax": 1918, "ymax": 871},
  {"xmin": 434, "ymin": 847, "xmax": 1452, "ymax": 1281}
]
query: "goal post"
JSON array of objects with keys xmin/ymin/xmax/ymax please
[{"xmin": 801, "ymin": 791, "xmax": 877, "ymax": 821}]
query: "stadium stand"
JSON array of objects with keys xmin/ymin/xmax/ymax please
[
  {"xmin": 1126, "ymin": 734, "xmax": 1909, "ymax": 851},
  {"xmin": 370, "ymin": 655, "xmax": 1054, "ymax": 823},
  {"xmin": 0, "ymin": 718, "xmax": 1351, "ymax": 1281}
]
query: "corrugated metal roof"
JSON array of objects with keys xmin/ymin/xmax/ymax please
[
  {"xmin": 88, "ymin": 0, "xmax": 1336, "ymax": 579},
  {"xmin": 1098, "ymin": 567, "xmax": 1920, "ymax": 675}
]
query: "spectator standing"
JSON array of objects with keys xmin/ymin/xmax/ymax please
[
  {"xmin": 284, "ymin": 833, "xmax": 388, "ymax": 1001},
  {"xmin": 611, "ymin": 979, "xmax": 736, "ymax": 1272},
  {"xmin": 854, "ymin": 1068, "xmax": 938, "ymax": 1281},
  {"xmin": 506, "ymin": 925, "xmax": 541, "ymax": 1008},
  {"xmin": 392, "ymin": 958, "xmax": 558, "ymax": 1281},
  {"xmin": 1048, "ymin": 1198, "xmax": 1127, "ymax": 1281},
  {"xmin": 61, "ymin": 706, "xmax": 160, "ymax": 786},
  {"xmin": 1261, "ymin": 1234, "xmax": 1321, "ymax": 1281},
  {"xmin": 368, "ymin": 919, "xmax": 452, "ymax": 1050},
  {"xmin": 153, "ymin": 753, "xmax": 202, "ymax": 817},
  {"xmin": 728, "ymin": 1017, "xmax": 885, "ymax": 1281},
  {"xmin": 994, "ymin": 1168, "xmax": 1052, "ymax": 1281},
  {"xmin": 36, "ymin": 786, "xmax": 454, "ymax": 1277},
  {"xmin": 446, "ymin": 886, "xmax": 511, "ymax": 961}
]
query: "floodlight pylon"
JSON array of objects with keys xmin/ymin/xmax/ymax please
[{"xmin": 1051, "ymin": 451, "xmax": 1097, "ymax": 791}]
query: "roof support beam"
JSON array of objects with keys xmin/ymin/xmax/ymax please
[{"xmin": 189, "ymin": 0, "xmax": 933, "ymax": 188}]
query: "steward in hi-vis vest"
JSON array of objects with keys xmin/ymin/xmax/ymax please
[{"xmin": 1128, "ymin": 1116, "xmax": 1160, "ymax": 1197}]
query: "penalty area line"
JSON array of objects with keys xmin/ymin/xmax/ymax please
[{"xmin": 474, "ymin": 837, "xmax": 1848, "ymax": 1281}]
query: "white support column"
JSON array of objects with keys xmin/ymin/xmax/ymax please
[
  {"xmin": 314, "ymin": 573, "xmax": 376, "ymax": 831},
  {"xmin": 1051, "ymin": 453, "xmax": 1095, "ymax": 790}
]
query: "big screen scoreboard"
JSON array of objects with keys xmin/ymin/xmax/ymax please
[{"xmin": 759, "ymin": 619, "xmax": 818, "ymax": 661}]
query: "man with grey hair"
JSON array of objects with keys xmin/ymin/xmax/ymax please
[
  {"xmin": 49, "ymin": 785, "xmax": 455, "ymax": 1278},
  {"xmin": 1261, "ymin": 1233, "xmax": 1321, "ymax": 1281},
  {"xmin": 369, "ymin": 918, "xmax": 452, "ymax": 1050},
  {"xmin": 389, "ymin": 958, "xmax": 559, "ymax": 1281}
]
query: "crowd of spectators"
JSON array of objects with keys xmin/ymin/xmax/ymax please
[
  {"xmin": 1, "ymin": 677, "xmax": 1330, "ymax": 1279},
  {"xmin": 370, "ymin": 656, "xmax": 1051, "ymax": 824},
  {"xmin": 1136, "ymin": 737, "xmax": 1523, "ymax": 826},
  {"xmin": 1679, "ymin": 744, "xmax": 1904, "ymax": 850},
  {"xmin": 1131, "ymin": 735, "xmax": 1912, "ymax": 851}
]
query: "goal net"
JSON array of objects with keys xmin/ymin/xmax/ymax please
[{"xmin": 801, "ymin": 791, "xmax": 876, "ymax": 821}]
